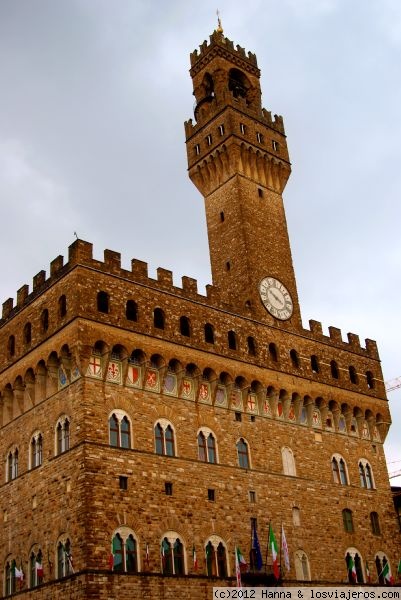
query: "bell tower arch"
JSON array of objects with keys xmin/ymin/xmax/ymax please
[{"xmin": 185, "ymin": 27, "xmax": 302, "ymax": 330}]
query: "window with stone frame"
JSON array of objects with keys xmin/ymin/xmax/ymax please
[
  {"xmin": 57, "ymin": 539, "xmax": 73, "ymax": 578},
  {"xmin": 7, "ymin": 448, "xmax": 19, "ymax": 481},
  {"xmin": 56, "ymin": 417, "xmax": 70, "ymax": 455},
  {"xmin": 237, "ymin": 438, "xmax": 250, "ymax": 469},
  {"xmin": 206, "ymin": 537, "xmax": 228, "ymax": 577},
  {"xmin": 109, "ymin": 412, "xmax": 131, "ymax": 449},
  {"xmin": 161, "ymin": 535, "xmax": 185, "ymax": 575},
  {"xmin": 332, "ymin": 455, "xmax": 348, "ymax": 485},
  {"xmin": 110, "ymin": 529, "xmax": 139, "ymax": 573},
  {"xmin": 197, "ymin": 429, "xmax": 217, "ymax": 464},
  {"xmin": 359, "ymin": 459, "xmax": 375, "ymax": 489},
  {"xmin": 30, "ymin": 433, "xmax": 43, "ymax": 469},
  {"xmin": 155, "ymin": 421, "xmax": 176, "ymax": 457}
]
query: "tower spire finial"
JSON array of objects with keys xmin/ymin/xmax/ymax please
[{"xmin": 216, "ymin": 9, "xmax": 223, "ymax": 33}]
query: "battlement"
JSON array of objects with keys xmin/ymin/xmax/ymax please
[
  {"xmin": 0, "ymin": 239, "xmax": 379, "ymax": 361},
  {"xmin": 190, "ymin": 30, "xmax": 258, "ymax": 69}
]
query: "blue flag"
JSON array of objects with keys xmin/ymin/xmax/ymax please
[{"xmin": 252, "ymin": 522, "xmax": 263, "ymax": 570}]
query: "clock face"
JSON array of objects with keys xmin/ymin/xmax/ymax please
[{"xmin": 259, "ymin": 277, "xmax": 293, "ymax": 320}]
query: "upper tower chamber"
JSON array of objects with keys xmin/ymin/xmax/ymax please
[{"xmin": 185, "ymin": 28, "xmax": 302, "ymax": 330}]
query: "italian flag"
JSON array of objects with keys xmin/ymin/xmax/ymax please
[
  {"xmin": 35, "ymin": 561, "xmax": 44, "ymax": 578},
  {"xmin": 235, "ymin": 546, "xmax": 246, "ymax": 588},
  {"xmin": 268, "ymin": 524, "xmax": 279, "ymax": 580},
  {"xmin": 382, "ymin": 562, "xmax": 392, "ymax": 584},
  {"xmin": 347, "ymin": 555, "xmax": 357, "ymax": 582},
  {"xmin": 365, "ymin": 561, "xmax": 371, "ymax": 583}
]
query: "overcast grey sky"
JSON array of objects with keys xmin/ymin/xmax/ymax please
[{"xmin": 1, "ymin": 0, "xmax": 400, "ymax": 481}]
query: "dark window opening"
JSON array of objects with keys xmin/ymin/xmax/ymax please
[
  {"xmin": 342, "ymin": 509, "xmax": 354, "ymax": 533},
  {"xmin": 247, "ymin": 336, "xmax": 256, "ymax": 356},
  {"xmin": 235, "ymin": 412, "xmax": 242, "ymax": 422},
  {"xmin": 249, "ymin": 490, "xmax": 256, "ymax": 503},
  {"xmin": 7, "ymin": 335, "xmax": 15, "ymax": 358},
  {"xmin": 258, "ymin": 188, "xmax": 263, "ymax": 198},
  {"xmin": 204, "ymin": 323, "xmax": 214, "ymax": 344},
  {"xmin": 226, "ymin": 261, "xmax": 231, "ymax": 271},
  {"xmin": 126, "ymin": 300, "xmax": 138, "ymax": 321},
  {"xmin": 311, "ymin": 355, "xmax": 319, "ymax": 373},
  {"xmin": 179, "ymin": 316, "xmax": 190, "ymax": 337},
  {"xmin": 119, "ymin": 476, "xmax": 128, "ymax": 490},
  {"xmin": 269, "ymin": 342, "xmax": 278, "ymax": 362},
  {"xmin": 331, "ymin": 360, "xmax": 339, "ymax": 379},
  {"xmin": 97, "ymin": 291, "xmax": 109, "ymax": 313},
  {"xmin": 220, "ymin": 211, "xmax": 225, "ymax": 222},
  {"xmin": 290, "ymin": 349, "xmax": 300, "ymax": 368},
  {"xmin": 370, "ymin": 511, "xmax": 381, "ymax": 535},
  {"xmin": 165, "ymin": 482, "xmax": 173, "ymax": 496},
  {"xmin": 208, "ymin": 488, "xmax": 215, "ymax": 501},
  {"xmin": 349, "ymin": 366, "xmax": 358, "ymax": 384},
  {"xmin": 366, "ymin": 371, "xmax": 375, "ymax": 389},
  {"xmin": 272, "ymin": 140, "xmax": 279, "ymax": 151},
  {"xmin": 154, "ymin": 308, "xmax": 165, "ymax": 329},
  {"xmin": 41, "ymin": 308, "xmax": 49, "ymax": 333},
  {"xmin": 24, "ymin": 322, "xmax": 32, "ymax": 345},
  {"xmin": 218, "ymin": 124, "xmax": 225, "ymax": 136},
  {"xmin": 228, "ymin": 330, "xmax": 237, "ymax": 350},
  {"xmin": 58, "ymin": 294, "xmax": 67, "ymax": 318}
]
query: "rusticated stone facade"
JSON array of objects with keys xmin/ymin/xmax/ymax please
[{"xmin": 0, "ymin": 27, "xmax": 400, "ymax": 600}]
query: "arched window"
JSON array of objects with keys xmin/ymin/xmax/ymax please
[
  {"xmin": 247, "ymin": 336, "xmax": 256, "ymax": 356},
  {"xmin": 268, "ymin": 343, "xmax": 278, "ymax": 362},
  {"xmin": 161, "ymin": 535, "xmax": 185, "ymax": 575},
  {"xmin": 375, "ymin": 554, "xmax": 391, "ymax": 585},
  {"xmin": 349, "ymin": 366, "xmax": 358, "ymax": 384},
  {"xmin": 56, "ymin": 417, "xmax": 70, "ymax": 455},
  {"xmin": 342, "ymin": 509, "xmax": 354, "ymax": 533},
  {"xmin": 282, "ymin": 447, "xmax": 296, "ymax": 476},
  {"xmin": 7, "ymin": 335, "xmax": 15, "ymax": 358},
  {"xmin": 311, "ymin": 355, "xmax": 319, "ymax": 373},
  {"xmin": 332, "ymin": 455, "xmax": 348, "ymax": 485},
  {"xmin": 153, "ymin": 307, "xmax": 165, "ymax": 329},
  {"xmin": 237, "ymin": 438, "xmax": 250, "ymax": 469},
  {"xmin": 180, "ymin": 316, "xmax": 191, "ymax": 337},
  {"xmin": 5, "ymin": 560, "xmax": 16, "ymax": 595},
  {"xmin": 330, "ymin": 360, "xmax": 339, "ymax": 379},
  {"xmin": 359, "ymin": 460, "xmax": 374, "ymax": 489},
  {"xmin": 204, "ymin": 323, "xmax": 215, "ymax": 344},
  {"xmin": 205, "ymin": 538, "xmax": 228, "ymax": 577},
  {"xmin": 290, "ymin": 349, "xmax": 300, "ymax": 368},
  {"xmin": 228, "ymin": 330, "xmax": 237, "ymax": 350},
  {"xmin": 30, "ymin": 548, "xmax": 43, "ymax": 588},
  {"xmin": 294, "ymin": 550, "xmax": 310, "ymax": 581},
  {"xmin": 370, "ymin": 512, "xmax": 381, "ymax": 535},
  {"xmin": 155, "ymin": 421, "xmax": 175, "ymax": 457},
  {"xmin": 97, "ymin": 291, "xmax": 109, "ymax": 313},
  {"xmin": 111, "ymin": 531, "xmax": 138, "ymax": 573},
  {"xmin": 346, "ymin": 550, "xmax": 364, "ymax": 583},
  {"xmin": 57, "ymin": 539, "xmax": 72, "ymax": 578},
  {"xmin": 197, "ymin": 430, "xmax": 217, "ymax": 464},
  {"xmin": 41, "ymin": 308, "xmax": 49, "ymax": 333},
  {"xmin": 24, "ymin": 322, "xmax": 32, "ymax": 345},
  {"xmin": 109, "ymin": 413, "xmax": 131, "ymax": 449},
  {"xmin": 59, "ymin": 294, "xmax": 67, "ymax": 318},
  {"xmin": 366, "ymin": 371, "xmax": 375, "ymax": 389},
  {"xmin": 31, "ymin": 433, "xmax": 43, "ymax": 469},
  {"xmin": 7, "ymin": 448, "xmax": 18, "ymax": 481},
  {"xmin": 126, "ymin": 300, "xmax": 138, "ymax": 321}
]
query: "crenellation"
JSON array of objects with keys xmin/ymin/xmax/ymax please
[
  {"xmin": 103, "ymin": 249, "xmax": 121, "ymax": 272},
  {"xmin": 68, "ymin": 239, "xmax": 93, "ymax": 264},
  {"xmin": 365, "ymin": 338, "xmax": 379, "ymax": 358},
  {"xmin": 50, "ymin": 254, "xmax": 64, "ymax": 276},
  {"xmin": 309, "ymin": 319, "xmax": 323, "ymax": 335},
  {"xmin": 328, "ymin": 326, "xmax": 343, "ymax": 343},
  {"xmin": 131, "ymin": 258, "xmax": 148, "ymax": 280},
  {"xmin": 347, "ymin": 332, "xmax": 361, "ymax": 349},
  {"xmin": 2, "ymin": 298, "xmax": 13, "ymax": 319},
  {"xmin": 190, "ymin": 32, "xmax": 258, "ymax": 70},
  {"xmin": 16, "ymin": 284, "xmax": 29, "ymax": 307},
  {"xmin": 181, "ymin": 276, "xmax": 198, "ymax": 295},
  {"xmin": 156, "ymin": 267, "xmax": 173, "ymax": 287},
  {"xmin": 33, "ymin": 270, "xmax": 46, "ymax": 291}
]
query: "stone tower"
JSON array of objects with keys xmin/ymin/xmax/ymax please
[{"xmin": 185, "ymin": 28, "xmax": 301, "ymax": 328}]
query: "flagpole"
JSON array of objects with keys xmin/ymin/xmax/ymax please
[
  {"xmin": 265, "ymin": 519, "xmax": 271, "ymax": 574},
  {"xmin": 279, "ymin": 520, "xmax": 282, "ymax": 581}
]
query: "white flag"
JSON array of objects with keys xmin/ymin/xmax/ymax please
[{"xmin": 281, "ymin": 524, "xmax": 290, "ymax": 572}]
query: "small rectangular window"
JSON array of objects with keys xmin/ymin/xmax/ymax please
[
  {"xmin": 218, "ymin": 124, "xmax": 225, "ymax": 136},
  {"xmin": 206, "ymin": 134, "xmax": 212, "ymax": 146},
  {"xmin": 235, "ymin": 412, "xmax": 242, "ymax": 422},
  {"xmin": 208, "ymin": 488, "xmax": 215, "ymax": 501},
  {"xmin": 195, "ymin": 144, "xmax": 200, "ymax": 155},
  {"xmin": 240, "ymin": 123, "xmax": 246, "ymax": 135},
  {"xmin": 258, "ymin": 188, "xmax": 263, "ymax": 198},
  {"xmin": 165, "ymin": 482, "xmax": 173, "ymax": 496},
  {"xmin": 250, "ymin": 415, "xmax": 256, "ymax": 423},
  {"xmin": 256, "ymin": 132, "xmax": 264, "ymax": 144},
  {"xmin": 119, "ymin": 476, "xmax": 128, "ymax": 490},
  {"xmin": 250, "ymin": 517, "xmax": 257, "ymax": 530},
  {"xmin": 272, "ymin": 140, "xmax": 279, "ymax": 151},
  {"xmin": 249, "ymin": 490, "xmax": 256, "ymax": 503}
]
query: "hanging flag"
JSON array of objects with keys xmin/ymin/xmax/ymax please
[
  {"xmin": 382, "ymin": 561, "xmax": 391, "ymax": 583},
  {"xmin": 252, "ymin": 522, "xmax": 263, "ymax": 570},
  {"xmin": 192, "ymin": 545, "xmax": 198, "ymax": 571},
  {"xmin": 397, "ymin": 559, "xmax": 401, "ymax": 580},
  {"xmin": 14, "ymin": 563, "xmax": 24, "ymax": 582},
  {"xmin": 268, "ymin": 524, "xmax": 280, "ymax": 580},
  {"xmin": 347, "ymin": 555, "xmax": 357, "ymax": 582},
  {"xmin": 161, "ymin": 539, "xmax": 169, "ymax": 568},
  {"xmin": 36, "ymin": 561, "xmax": 44, "ymax": 578},
  {"xmin": 365, "ymin": 561, "xmax": 371, "ymax": 583},
  {"xmin": 281, "ymin": 525, "xmax": 290, "ymax": 572},
  {"xmin": 146, "ymin": 543, "xmax": 150, "ymax": 568},
  {"xmin": 63, "ymin": 545, "xmax": 74, "ymax": 574},
  {"xmin": 235, "ymin": 546, "xmax": 246, "ymax": 588},
  {"xmin": 108, "ymin": 552, "xmax": 114, "ymax": 570}
]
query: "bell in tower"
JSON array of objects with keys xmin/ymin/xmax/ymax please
[{"xmin": 184, "ymin": 25, "xmax": 302, "ymax": 330}]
